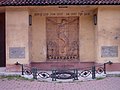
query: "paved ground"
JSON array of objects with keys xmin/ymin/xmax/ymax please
[{"xmin": 0, "ymin": 77, "xmax": 120, "ymax": 90}]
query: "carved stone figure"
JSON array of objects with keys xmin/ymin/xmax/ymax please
[{"xmin": 46, "ymin": 17, "xmax": 79, "ymax": 60}]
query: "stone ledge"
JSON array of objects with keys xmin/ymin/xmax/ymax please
[{"xmin": 106, "ymin": 71, "xmax": 120, "ymax": 77}]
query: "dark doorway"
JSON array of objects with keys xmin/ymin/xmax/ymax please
[{"xmin": 0, "ymin": 13, "xmax": 6, "ymax": 67}]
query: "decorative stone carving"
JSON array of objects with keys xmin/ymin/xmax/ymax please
[{"xmin": 46, "ymin": 17, "xmax": 79, "ymax": 60}]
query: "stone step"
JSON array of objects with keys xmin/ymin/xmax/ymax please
[{"xmin": 0, "ymin": 67, "xmax": 6, "ymax": 72}]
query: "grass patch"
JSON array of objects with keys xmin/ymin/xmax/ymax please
[
  {"xmin": 0, "ymin": 75, "xmax": 22, "ymax": 80},
  {"xmin": 0, "ymin": 75, "xmax": 34, "ymax": 81},
  {"xmin": 96, "ymin": 77, "xmax": 105, "ymax": 80},
  {"xmin": 115, "ymin": 74, "xmax": 120, "ymax": 77},
  {"xmin": 57, "ymin": 81, "xmax": 62, "ymax": 83}
]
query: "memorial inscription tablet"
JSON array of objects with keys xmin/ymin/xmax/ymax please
[
  {"xmin": 9, "ymin": 47, "xmax": 25, "ymax": 58},
  {"xmin": 101, "ymin": 46, "xmax": 118, "ymax": 57}
]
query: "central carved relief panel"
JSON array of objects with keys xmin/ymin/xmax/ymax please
[{"xmin": 46, "ymin": 17, "xmax": 79, "ymax": 61}]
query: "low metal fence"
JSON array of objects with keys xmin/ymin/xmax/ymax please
[{"xmin": 15, "ymin": 61, "xmax": 113, "ymax": 81}]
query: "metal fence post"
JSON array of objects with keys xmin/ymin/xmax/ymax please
[
  {"xmin": 75, "ymin": 69, "xmax": 78, "ymax": 80},
  {"xmin": 92, "ymin": 66, "xmax": 96, "ymax": 79},
  {"xmin": 73, "ymin": 69, "xmax": 75, "ymax": 80},
  {"xmin": 73, "ymin": 69, "xmax": 78, "ymax": 80},
  {"xmin": 52, "ymin": 70, "xmax": 56, "ymax": 81},
  {"xmin": 52, "ymin": 70, "xmax": 54, "ymax": 81},
  {"xmin": 32, "ymin": 68, "xmax": 37, "ymax": 80},
  {"xmin": 104, "ymin": 63, "xmax": 106, "ymax": 74},
  {"xmin": 54, "ymin": 70, "xmax": 56, "ymax": 81},
  {"xmin": 22, "ymin": 64, "xmax": 24, "ymax": 75}
]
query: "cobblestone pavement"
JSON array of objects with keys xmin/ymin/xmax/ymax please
[{"xmin": 0, "ymin": 77, "xmax": 120, "ymax": 90}]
